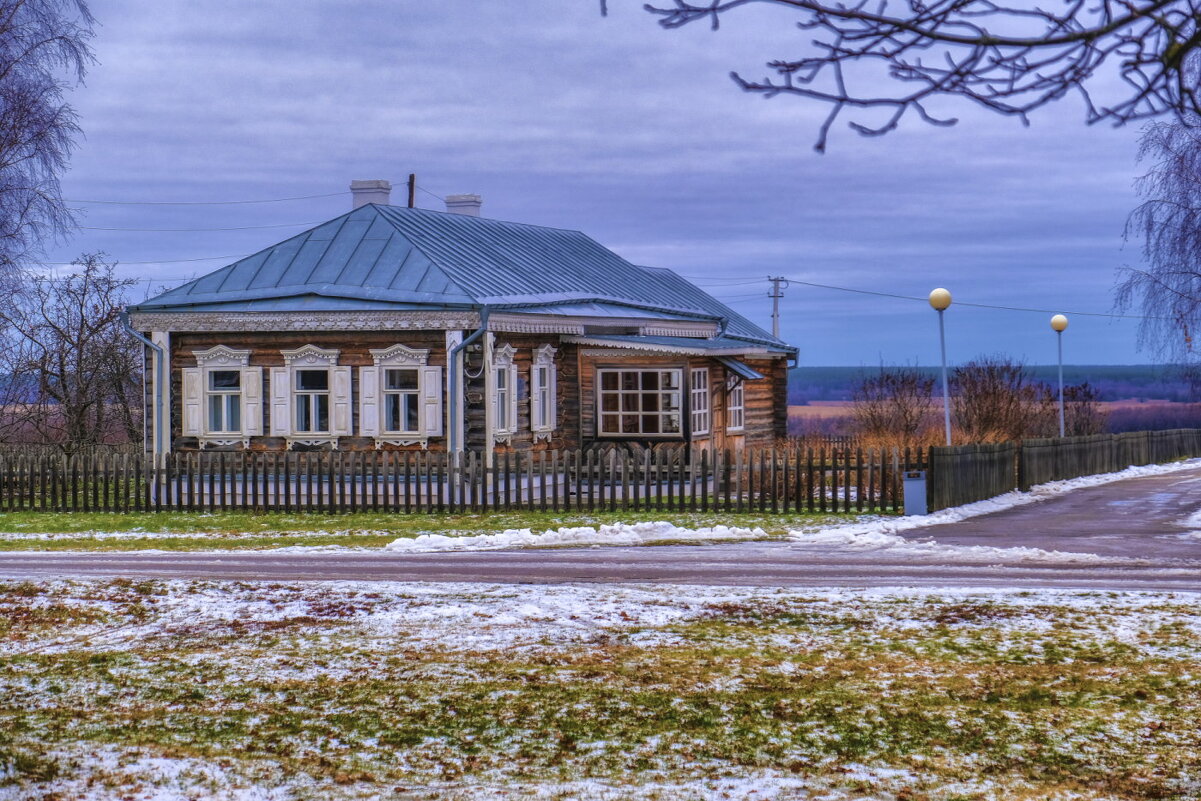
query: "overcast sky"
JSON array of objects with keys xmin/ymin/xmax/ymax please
[{"xmin": 48, "ymin": 0, "xmax": 1158, "ymax": 367}]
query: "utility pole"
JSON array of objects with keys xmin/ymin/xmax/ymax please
[
  {"xmin": 767, "ymin": 276, "xmax": 789, "ymax": 338},
  {"xmin": 407, "ymin": 174, "xmax": 416, "ymax": 208}
]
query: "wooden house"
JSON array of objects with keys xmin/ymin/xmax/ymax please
[{"xmin": 124, "ymin": 181, "xmax": 797, "ymax": 460}]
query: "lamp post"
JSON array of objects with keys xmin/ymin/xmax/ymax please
[
  {"xmin": 1051, "ymin": 314, "xmax": 1068, "ymax": 437},
  {"xmin": 929, "ymin": 288, "xmax": 953, "ymax": 446}
]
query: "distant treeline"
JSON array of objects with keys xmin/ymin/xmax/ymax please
[{"xmin": 789, "ymin": 365, "xmax": 1201, "ymax": 404}]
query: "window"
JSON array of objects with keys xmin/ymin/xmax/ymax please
[
  {"xmin": 690, "ymin": 368, "xmax": 709, "ymax": 436},
  {"xmin": 496, "ymin": 367, "xmax": 511, "ymax": 430},
  {"xmin": 358, "ymin": 344, "xmax": 443, "ymax": 448},
  {"xmin": 271, "ymin": 346, "xmax": 352, "ymax": 447},
  {"xmin": 492, "ymin": 343, "xmax": 518, "ymax": 442},
  {"xmin": 182, "ymin": 346, "xmax": 262, "ymax": 448},
  {"xmin": 295, "ymin": 369, "xmax": 330, "ymax": 433},
  {"xmin": 530, "ymin": 344, "xmax": 557, "ymax": 440},
  {"xmin": 383, "ymin": 368, "xmax": 420, "ymax": 433},
  {"xmin": 207, "ymin": 370, "xmax": 242, "ymax": 433},
  {"xmin": 727, "ymin": 380, "xmax": 745, "ymax": 431},
  {"xmin": 597, "ymin": 368, "xmax": 682, "ymax": 437}
]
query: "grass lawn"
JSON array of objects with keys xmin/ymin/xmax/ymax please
[
  {"xmin": 1, "ymin": 579, "xmax": 1197, "ymax": 800},
  {"xmin": 0, "ymin": 510, "xmax": 853, "ymax": 551}
]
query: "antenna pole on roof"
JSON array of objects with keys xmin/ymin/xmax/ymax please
[
  {"xmin": 768, "ymin": 276, "xmax": 789, "ymax": 338},
  {"xmin": 407, "ymin": 174, "xmax": 416, "ymax": 208}
]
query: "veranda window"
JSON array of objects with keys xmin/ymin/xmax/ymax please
[
  {"xmin": 690, "ymin": 368, "xmax": 709, "ymax": 436},
  {"xmin": 727, "ymin": 380, "xmax": 745, "ymax": 431},
  {"xmin": 598, "ymin": 368, "xmax": 682, "ymax": 437}
]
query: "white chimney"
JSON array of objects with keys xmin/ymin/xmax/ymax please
[
  {"xmin": 445, "ymin": 193, "xmax": 482, "ymax": 216},
  {"xmin": 350, "ymin": 179, "xmax": 392, "ymax": 209}
]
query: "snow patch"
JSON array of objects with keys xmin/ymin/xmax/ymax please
[
  {"xmin": 384, "ymin": 521, "xmax": 769, "ymax": 552},
  {"xmin": 786, "ymin": 458, "xmax": 1201, "ymax": 563}
]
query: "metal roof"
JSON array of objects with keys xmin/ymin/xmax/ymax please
[
  {"xmin": 563, "ymin": 334, "xmax": 789, "ymax": 356},
  {"xmin": 131, "ymin": 204, "xmax": 796, "ymax": 353},
  {"xmin": 716, "ymin": 356, "xmax": 766, "ymax": 380}
]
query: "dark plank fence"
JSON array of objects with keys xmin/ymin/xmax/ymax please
[
  {"xmin": 0, "ymin": 446, "xmax": 928, "ymax": 515},
  {"xmin": 925, "ymin": 428, "xmax": 1201, "ymax": 511},
  {"xmin": 1018, "ymin": 429, "xmax": 1201, "ymax": 490},
  {"xmin": 926, "ymin": 442, "xmax": 1018, "ymax": 512}
]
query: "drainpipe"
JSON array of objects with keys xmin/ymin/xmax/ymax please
[
  {"xmin": 448, "ymin": 307, "xmax": 490, "ymax": 453},
  {"xmin": 119, "ymin": 312, "xmax": 166, "ymax": 457}
]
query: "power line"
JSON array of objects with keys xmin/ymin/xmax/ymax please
[
  {"xmin": 41, "ymin": 254, "xmax": 247, "ymax": 266},
  {"xmin": 79, "ymin": 220, "xmax": 323, "ymax": 233},
  {"xmin": 417, "ymin": 184, "xmax": 443, "ymax": 202},
  {"xmin": 66, "ymin": 191, "xmax": 346, "ymax": 206},
  {"xmin": 779, "ymin": 277, "xmax": 1167, "ymax": 321}
]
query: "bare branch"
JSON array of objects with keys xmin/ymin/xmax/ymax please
[{"xmin": 638, "ymin": 0, "xmax": 1201, "ymax": 147}]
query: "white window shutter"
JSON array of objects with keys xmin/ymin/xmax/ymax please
[
  {"xmin": 422, "ymin": 366, "xmax": 444, "ymax": 437},
  {"xmin": 508, "ymin": 365, "xmax": 519, "ymax": 433},
  {"xmin": 182, "ymin": 368, "xmax": 202, "ymax": 436},
  {"xmin": 332, "ymin": 366, "xmax": 353, "ymax": 436},
  {"xmin": 530, "ymin": 371, "xmax": 542, "ymax": 433},
  {"xmin": 548, "ymin": 362, "xmax": 557, "ymax": 431},
  {"xmin": 241, "ymin": 367, "xmax": 263, "ymax": 436},
  {"xmin": 359, "ymin": 366, "xmax": 380, "ymax": 437},
  {"xmin": 270, "ymin": 367, "xmax": 291, "ymax": 436}
]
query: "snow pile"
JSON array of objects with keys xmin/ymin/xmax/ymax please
[
  {"xmin": 785, "ymin": 526, "xmax": 1108, "ymax": 564},
  {"xmin": 384, "ymin": 521, "xmax": 768, "ymax": 552},
  {"xmin": 784, "ymin": 457, "xmax": 1201, "ymax": 561}
]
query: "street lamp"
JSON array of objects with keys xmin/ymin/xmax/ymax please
[
  {"xmin": 1051, "ymin": 313, "xmax": 1068, "ymax": 437},
  {"xmin": 929, "ymin": 288, "xmax": 953, "ymax": 446}
]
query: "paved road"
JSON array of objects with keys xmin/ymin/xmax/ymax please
[{"xmin": 1, "ymin": 466, "xmax": 1199, "ymax": 590}]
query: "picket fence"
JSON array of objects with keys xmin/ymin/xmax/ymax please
[{"xmin": 0, "ymin": 446, "xmax": 928, "ymax": 515}]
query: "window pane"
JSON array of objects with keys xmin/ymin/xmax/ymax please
[
  {"xmin": 642, "ymin": 415, "xmax": 660, "ymax": 434},
  {"xmin": 316, "ymin": 395, "xmax": 329, "ymax": 431},
  {"xmin": 663, "ymin": 414, "xmax": 681, "ymax": 433},
  {"xmin": 641, "ymin": 372, "xmax": 659, "ymax": 390},
  {"xmin": 601, "ymin": 371, "xmax": 618, "ymax": 390},
  {"xmin": 621, "ymin": 372, "xmax": 639, "ymax": 391},
  {"xmin": 385, "ymin": 395, "xmax": 401, "ymax": 431},
  {"xmin": 297, "ymin": 370, "xmax": 328, "ymax": 391},
  {"xmin": 621, "ymin": 414, "xmax": 639, "ymax": 433},
  {"xmin": 405, "ymin": 395, "xmax": 419, "ymax": 431},
  {"xmin": 642, "ymin": 393, "xmax": 660, "ymax": 412},
  {"xmin": 621, "ymin": 394, "xmax": 639, "ymax": 412},
  {"xmin": 662, "ymin": 371, "xmax": 680, "ymax": 389},
  {"xmin": 210, "ymin": 370, "xmax": 240, "ymax": 390},
  {"xmin": 386, "ymin": 369, "xmax": 418, "ymax": 390},
  {"xmin": 296, "ymin": 398, "xmax": 310, "ymax": 431},
  {"xmin": 601, "ymin": 394, "xmax": 619, "ymax": 412},
  {"xmin": 226, "ymin": 396, "xmax": 240, "ymax": 431},
  {"xmin": 208, "ymin": 402, "xmax": 223, "ymax": 432},
  {"xmin": 601, "ymin": 414, "xmax": 619, "ymax": 433},
  {"xmin": 662, "ymin": 393, "xmax": 679, "ymax": 411}
]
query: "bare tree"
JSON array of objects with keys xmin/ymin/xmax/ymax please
[
  {"xmin": 0, "ymin": 254, "xmax": 141, "ymax": 454},
  {"xmin": 1063, "ymin": 381, "xmax": 1108, "ymax": 435},
  {"xmin": 612, "ymin": 0, "xmax": 1201, "ymax": 150},
  {"xmin": 851, "ymin": 365, "xmax": 934, "ymax": 448},
  {"xmin": 951, "ymin": 356, "xmax": 1046, "ymax": 442},
  {"xmin": 0, "ymin": 0, "xmax": 94, "ymax": 274},
  {"xmin": 1116, "ymin": 119, "xmax": 1201, "ymax": 362}
]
